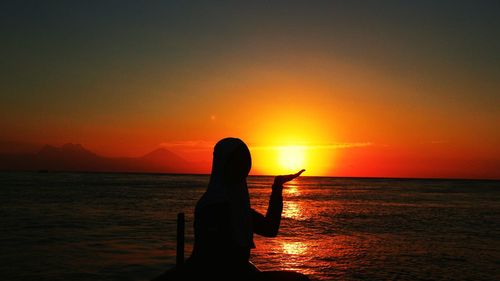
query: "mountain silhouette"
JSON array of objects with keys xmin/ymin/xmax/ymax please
[
  {"xmin": 141, "ymin": 148, "xmax": 186, "ymax": 165},
  {"xmin": 0, "ymin": 143, "xmax": 208, "ymax": 174},
  {"xmin": 39, "ymin": 143, "xmax": 94, "ymax": 155}
]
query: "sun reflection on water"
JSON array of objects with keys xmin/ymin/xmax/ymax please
[
  {"xmin": 283, "ymin": 201, "xmax": 304, "ymax": 220},
  {"xmin": 282, "ymin": 181, "xmax": 308, "ymax": 220},
  {"xmin": 272, "ymin": 240, "xmax": 317, "ymax": 276},
  {"xmin": 282, "ymin": 241, "xmax": 307, "ymax": 255},
  {"xmin": 284, "ymin": 183, "xmax": 301, "ymax": 196}
]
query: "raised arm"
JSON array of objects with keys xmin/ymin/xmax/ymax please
[{"xmin": 252, "ymin": 169, "xmax": 305, "ymax": 237}]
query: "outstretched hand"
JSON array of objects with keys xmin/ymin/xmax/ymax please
[{"xmin": 274, "ymin": 169, "xmax": 306, "ymax": 187}]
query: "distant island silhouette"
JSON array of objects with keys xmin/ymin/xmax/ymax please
[{"xmin": 0, "ymin": 142, "xmax": 207, "ymax": 174}]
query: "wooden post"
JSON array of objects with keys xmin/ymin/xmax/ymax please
[{"xmin": 176, "ymin": 212, "xmax": 185, "ymax": 266}]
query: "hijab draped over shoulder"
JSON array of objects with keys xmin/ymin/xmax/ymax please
[{"xmin": 195, "ymin": 137, "xmax": 254, "ymax": 249}]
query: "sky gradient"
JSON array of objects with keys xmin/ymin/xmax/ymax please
[{"xmin": 1, "ymin": 1, "xmax": 499, "ymax": 178}]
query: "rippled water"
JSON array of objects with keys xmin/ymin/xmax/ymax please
[{"xmin": 1, "ymin": 172, "xmax": 499, "ymax": 280}]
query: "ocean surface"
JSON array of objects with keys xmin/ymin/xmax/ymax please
[{"xmin": 1, "ymin": 172, "xmax": 499, "ymax": 281}]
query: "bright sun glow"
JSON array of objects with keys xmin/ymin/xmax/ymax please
[
  {"xmin": 250, "ymin": 143, "xmax": 334, "ymax": 176},
  {"xmin": 278, "ymin": 146, "xmax": 306, "ymax": 172},
  {"xmin": 247, "ymin": 112, "xmax": 335, "ymax": 176}
]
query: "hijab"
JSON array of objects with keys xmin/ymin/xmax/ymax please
[{"xmin": 196, "ymin": 137, "xmax": 254, "ymax": 248}]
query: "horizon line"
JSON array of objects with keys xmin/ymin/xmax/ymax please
[{"xmin": 1, "ymin": 169, "xmax": 499, "ymax": 182}]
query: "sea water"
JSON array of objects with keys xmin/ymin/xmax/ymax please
[{"xmin": 1, "ymin": 172, "xmax": 499, "ymax": 280}]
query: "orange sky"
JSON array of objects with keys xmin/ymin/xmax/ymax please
[{"xmin": 1, "ymin": 2, "xmax": 499, "ymax": 179}]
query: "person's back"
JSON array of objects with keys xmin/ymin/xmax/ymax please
[
  {"xmin": 152, "ymin": 138, "xmax": 309, "ymax": 281},
  {"xmin": 191, "ymin": 201, "xmax": 251, "ymax": 268}
]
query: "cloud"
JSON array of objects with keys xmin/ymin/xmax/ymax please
[
  {"xmin": 159, "ymin": 140, "xmax": 214, "ymax": 151},
  {"xmin": 250, "ymin": 142, "xmax": 373, "ymax": 150},
  {"xmin": 417, "ymin": 140, "xmax": 449, "ymax": 145},
  {"xmin": 317, "ymin": 142, "xmax": 374, "ymax": 149},
  {"xmin": 159, "ymin": 141, "xmax": 374, "ymax": 151}
]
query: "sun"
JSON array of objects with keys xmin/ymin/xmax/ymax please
[
  {"xmin": 277, "ymin": 146, "xmax": 306, "ymax": 172},
  {"xmin": 250, "ymin": 142, "xmax": 334, "ymax": 176}
]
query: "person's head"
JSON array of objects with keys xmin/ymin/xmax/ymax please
[{"xmin": 212, "ymin": 137, "xmax": 251, "ymax": 184}]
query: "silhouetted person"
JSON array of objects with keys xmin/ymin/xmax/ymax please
[{"xmin": 153, "ymin": 137, "xmax": 309, "ymax": 281}]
